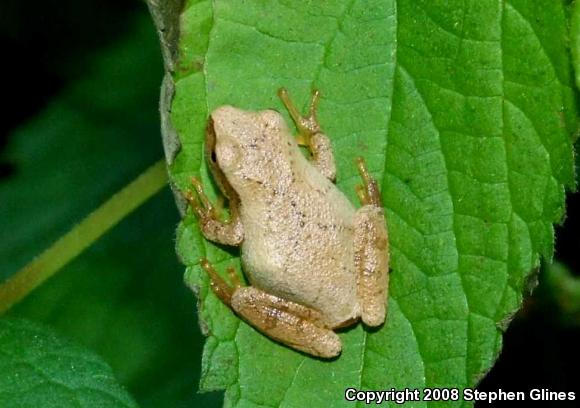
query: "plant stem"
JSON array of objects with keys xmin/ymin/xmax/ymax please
[{"xmin": 0, "ymin": 159, "xmax": 168, "ymax": 314}]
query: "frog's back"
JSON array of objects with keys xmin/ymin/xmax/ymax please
[{"xmin": 240, "ymin": 157, "xmax": 360, "ymax": 327}]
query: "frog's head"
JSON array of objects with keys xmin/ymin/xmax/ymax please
[{"xmin": 206, "ymin": 106, "xmax": 294, "ymax": 193}]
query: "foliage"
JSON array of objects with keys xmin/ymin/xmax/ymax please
[
  {"xmin": 0, "ymin": 319, "xmax": 137, "ymax": 408},
  {"xmin": 0, "ymin": 13, "xmax": 220, "ymax": 408},
  {"xmin": 154, "ymin": 1, "xmax": 579, "ymax": 406},
  {"xmin": 1, "ymin": 1, "xmax": 579, "ymax": 407}
]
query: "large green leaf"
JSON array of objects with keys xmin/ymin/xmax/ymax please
[
  {"xmin": 571, "ymin": 0, "xmax": 580, "ymax": 90},
  {"xmin": 153, "ymin": 0, "xmax": 578, "ymax": 406},
  {"xmin": 0, "ymin": 319, "xmax": 136, "ymax": 408}
]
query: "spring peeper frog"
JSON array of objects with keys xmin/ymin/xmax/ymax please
[{"xmin": 185, "ymin": 89, "xmax": 389, "ymax": 358}]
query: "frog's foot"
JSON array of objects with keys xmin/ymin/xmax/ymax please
[
  {"xmin": 184, "ymin": 177, "xmax": 243, "ymax": 246},
  {"xmin": 353, "ymin": 157, "xmax": 389, "ymax": 327},
  {"xmin": 201, "ymin": 259, "xmax": 341, "ymax": 358},
  {"xmin": 200, "ymin": 258, "xmax": 241, "ymax": 304},
  {"xmin": 278, "ymin": 87, "xmax": 321, "ymax": 140},
  {"xmin": 278, "ymin": 88, "xmax": 336, "ymax": 181},
  {"xmin": 184, "ymin": 177, "xmax": 220, "ymax": 221},
  {"xmin": 355, "ymin": 157, "xmax": 382, "ymax": 207}
]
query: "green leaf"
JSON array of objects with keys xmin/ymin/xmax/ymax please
[
  {"xmin": 571, "ymin": 0, "xmax": 580, "ymax": 90},
  {"xmin": 0, "ymin": 318, "xmax": 137, "ymax": 408},
  {"xmin": 154, "ymin": 0, "xmax": 578, "ymax": 406}
]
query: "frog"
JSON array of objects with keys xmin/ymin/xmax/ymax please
[{"xmin": 184, "ymin": 88, "xmax": 389, "ymax": 358}]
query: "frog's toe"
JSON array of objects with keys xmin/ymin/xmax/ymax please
[
  {"xmin": 355, "ymin": 157, "xmax": 382, "ymax": 207},
  {"xmin": 200, "ymin": 258, "xmax": 237, "ymax": 305},
  {"xmin": 226, "ymin": 265, "xmax": 242, "ymax": 289},
  {"xmin": 278, "ymin": 87, "xmax": 322, "ymax": 136}
]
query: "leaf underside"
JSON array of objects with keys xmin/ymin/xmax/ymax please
[{"xmin": 164, "ymin": 1, "xmax": 577, "ymax": 407}]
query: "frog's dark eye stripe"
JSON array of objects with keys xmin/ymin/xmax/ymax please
[{"xmin": 206, "ymin": 117, "xmax": 218, "ymax": 164}]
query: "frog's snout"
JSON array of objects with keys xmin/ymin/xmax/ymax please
[{"xmin": 211, "ymin": 105, "xmax": 237, "ymax": 119}]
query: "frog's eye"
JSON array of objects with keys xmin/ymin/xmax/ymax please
[{"xmin": 206, "ymin": 117, "xmax": 228, "ymax": 167}]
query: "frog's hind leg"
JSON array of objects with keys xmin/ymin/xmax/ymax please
[
  {"xmin": 231, "ymin": 287, "xmax": 342, "ymax": 358},
  {"xmin": 278, "ymin": 88, "xmax": 336, "ymax": 182},
  {"xmin": 200, "ymin": 259, "xmax": 241, "ymax": 304},
  {"xmin": 201, "ymin": 259, "xmax": 341, "ymax": 358},
  {"xmin": 353, "ymin": 157, "xmax": 389, "ymax": 327}
]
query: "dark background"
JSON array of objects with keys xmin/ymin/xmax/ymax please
[
  {"xmin": 0, "ymin": 1, "xmax": 221, "ymax": 406},
  {"xmin": 0, "ymin": 0, "xmax": 578, "ymax": 406}
]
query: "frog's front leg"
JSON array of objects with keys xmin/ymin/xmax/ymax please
[
  {"xmin": 278, "ymin": 88, "xmax": 336, "ymax": 182},
  {"xmin": 353, "ymin": 157, "xmax": 389, "ymax": 327},
  {"xmin": 184, "ymin": 177, "xmax": 243, "ymax": 246},
  {"xmin": 201, "ymin": 259, "xmax": 342, "ymax": 358}
]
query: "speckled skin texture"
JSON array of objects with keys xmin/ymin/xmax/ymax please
[{"xmin": 187, "ymin": 90, "xmax": 389, "ymax": 358}]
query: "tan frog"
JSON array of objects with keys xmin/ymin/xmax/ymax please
[{"xmin": 185, "ymin": 89, "xmax": 389, "ymax": 358}]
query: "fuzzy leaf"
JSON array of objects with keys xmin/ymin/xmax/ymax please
[{"xmin": 153, "ymin": 1, "xmax": 578, "ymax": 406}]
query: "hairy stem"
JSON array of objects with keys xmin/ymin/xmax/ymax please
[{"xmin": 0, "ymin": 159, "xmax": 168, "ymax": 314}]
